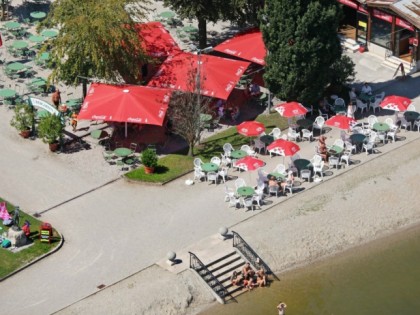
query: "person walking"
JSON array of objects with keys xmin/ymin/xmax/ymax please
[{"xmin": 52, "ymin": 89, "xmax": 62, "ymax": 108}]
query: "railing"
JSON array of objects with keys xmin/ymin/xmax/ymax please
[
  {"xmin": 189, "ymin": 252, "xmax": 234, "ymax": 303},
  {"xmin": 232, "ymin": 230, "xmax": 279, "ymax": 280}
]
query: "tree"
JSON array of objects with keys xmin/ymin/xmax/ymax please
[
  {"xmin": 40, "ymin": 0, "xmax": 151, "ymax": 95},
  {"xmin": 167, "ymin": 69, "xmax": 212, "ymax": 156},
  {"xmin": 261, "ymin": 0, "xmax": 355, "ymax": 105},
  {"xmin": 163, "ymin": 0, "xmax": 263, "ymax": 48}
]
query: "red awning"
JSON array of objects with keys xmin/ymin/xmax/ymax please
[
  {"xmin": 135, "ymin": 22, "xmax": 181, "ymax": 58},
  {"xmin": 147, "ymin": 51, "xmax": 250, "ymax": 100},
  {"xmin": 78, "ymin": 83, "xmax": 171, "ymax": 126},
  {"xmin": 213, "ymin": 29, "xmax": 266, "ymax": 66}
]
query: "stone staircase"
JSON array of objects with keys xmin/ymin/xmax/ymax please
[
  {"xmin": 382, "ymin": 55, "xmax": 415, "ymax": 75},
  {"xmin": 205, "ymin": 250, "xmax": 247, "ymax": 300},
  {"xmin": 339, "ymin": 35, "xmax": 360, "ymax": 53}
]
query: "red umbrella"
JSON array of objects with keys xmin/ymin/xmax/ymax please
[
  {"xmin": 380, "ymin": 95, "xmax": 412, "ymax": 111},
  {"xmin": 135, "ymin": 22, "xmax": 181, "ymax": 58},
  {"xmin": 235, "ymin": 156, "xmax": 265, "ymax": 171},
  {"xmin": 274, "ymin": 101, "xmax": 308, "ymax": 118},
  {"xmin": 325, "ymin": 115, "xmax": 356, "ymax": 130},
  {"xmin": 236, "ymin": 121, "xmax": 265, "ymax": 137},
  {"xmin": 147, "ymin": 51, "xmax": 250, "ymax": 100},
  {"xmin": 267, "ymin": 139, "xmax": 300, "ymax": 156},
  {"xmin": 78, "ymin": 84, "xmax": 171, "ymax": 137},
  {"xmin": 213, "ymin": 28, "xmax": 266, "ymax": 65}
]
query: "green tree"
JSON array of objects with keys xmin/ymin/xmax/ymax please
[
  {"xmin": 262, "ymin": 0, "xmax": 355, "ymax": 105},
  {"xmin": 40, "ymin": 0, "xmax": 151, "ymax": 95},
  {"xmin": 163, "ymin": 0, "xmax": 262, "ymax": 48}
]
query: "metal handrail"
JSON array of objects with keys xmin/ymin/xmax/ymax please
[
  {"xmin": 232, "ymin": 230, "xmax": 279, "ymax": 281},
  {"xmin": 188, "ymin": 251, "xmax": 235, "ymax": 303}
]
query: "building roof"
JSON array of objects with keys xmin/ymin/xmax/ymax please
[{"xmin": 365, "ymin": 0, "xmax": 420, "ymax": 29}]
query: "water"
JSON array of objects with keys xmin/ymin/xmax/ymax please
[{"xmin": 200, "ymin": 225, "xmax": 420, "ymax": 315}]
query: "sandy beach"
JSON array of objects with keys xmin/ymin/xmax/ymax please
[{"xmin": 0, "ymin": 1, "xmax": 420, "ymax": 315}]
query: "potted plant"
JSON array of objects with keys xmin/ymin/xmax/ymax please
[
  {"xmin": 37, "ymin": 113, "xmax": 64, "ymax": 152},
  {"xmin": 10, "ymin": 103, "xmax": 35, "ymax": 138},
  {"xmin": 141, "ymin": 148, "xmax": 158, "ymax": 174}
]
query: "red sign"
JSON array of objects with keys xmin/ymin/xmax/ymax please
[
  {"xmin": 373, "ymin": 9, "xmax": 393, "ymax": 23},
  {"xmin": 413, "ymin": 39, "xmax": 418, "ymax": 47},
  {"xmin": 396, "ymin": 18, "xmax": 414, "ymax": 31},
  {"xmin": 338, "ymin": 0, "xmax": 358, "ymax": 9}
]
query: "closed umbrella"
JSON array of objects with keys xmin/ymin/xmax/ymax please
[
  {"xmin": 325, "ymin": 115, "xmax": 356, "ymax": 130},
  {"xmin": 236, "ymin": 121, "xmax": 265, "ymax": 137},
  {"xmin": 380, "ymin": 95, "xmax": 411, "ymax": 111}
]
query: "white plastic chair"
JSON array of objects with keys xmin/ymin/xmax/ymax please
[
  {"xmin": 269, "ymin": 127, "xmax": 281, "ymax": 140},
  {"xmin": 369, "ymin": 98, "xmax": 381, "ymax": 113},
  {"xmin": 345, "ymin": 141, "xmax": 357, "ymax": 154},
  {"xmin": 310, "ymin": 154, "xmax": 322, "ymax": 166},
  {"xmin": 207, "ymin": 172, "xmax": 218, "ymax": 185},
  {"xmin": 193, "ymin": 158, "xmax": 203, "ymax": 169},
  {"xmin": 301, "ymin": 129, "xmax": 313, "ymax": 142},
  {"xmin": 312, "ymin": 116, "xmax": 325, "ymax": 135},
  {"xmin": 407, "ymin": 104, "xmax": 416, "ymax": 111},
  {"xmin": 356, "ymin": 99, "xmax": 368, "ymax": 114},
  {"xmin": 386, "ymin": 125, "xmax": 399, "ymax": 142},
  {"xmin": 220, "ymin": 153, "xmax": 232, "ymax": 168},
  {"xmin": 253, "ymin": 138, "xmax": 266, "ymax": 154},
  {"xmin": 268, "ymin": 185, "xmax": 280, "ymax": 197},
  {"xmin": 333, "ymin": 139, "xmax": 344, "ymax": 149},
  {"xmin": 252, "ymin": 192, "xmax": 263, "ymax": 208},
  {"xmin": 362, "ymin": 138, "xmax": 376, "ymax": 155},
  {"xmin": 367, "ymin": 115, "xmax": 378, "ymax": 128},
  {"xmin": 224, "ymin": 185, "xmax": 235, "ymax": 202},
  {"xmin": 385, "ymin": 118, "xmax": 397, "ymax": 130},
  {"xmin": 400, "ymin": 116, "xmax": 411, "ymax": 131},
  {"xmin": 210, "ymin": 156, "xmax": 221, "ymax": 166},
  {"xmin": 236, "ymin": 163, "xmax": 248, "ymax": 172},
  {"xmin": 218, "ymin": 167, "xmax": 229, "ymax": 183},
  {"xmin": 223, "ymin": 143, "xmax": 233, "ymax": 156},
  {"xmin": 241, "ymin": 144, "xmax": 257, "ymax": 157},
  {"xmin": 283, "ymin": 180, "xmax": 294, "ymax": 195},
  {"xmin": 273, "ymin": 164, "xmax": 287, "ymax": 176},
  {"xmin": 340, "ymin": 149, "xmax": 352, "ymax": 167},
  {"xmin": 228, "ymin": 195, "xmax": 241, "ymax": 208},
  {"xmin": 375, "ymin": 91, "xmax": 385, "ymax": 102},
  {"xmin": 287, "ymin": 128, "xmax": 301, "ymax": 142},
  {"xmin": 194, "ymin": 168, "xmax": 206, "ymax": 181},
  {"xmin": 413, "ymin": 120, "xmax": 420, "ymax": 132},
  {"xmin": 242, "ymin": 197, "xmax": 255, "ymax": 211},
  {"xmin": 235, "ymin": 178, "xmax": 246, "ymax": 190},
  {"xmin": 300, "ymin": 169, "xmax": 311, "ymax": 182},
  {"xmin": 313, "ymin": 161, "xmax": 325, "ymax": 178},
  {"xmin": 329, "ymin": 156, "xmax": 340, "ymax": 169}
]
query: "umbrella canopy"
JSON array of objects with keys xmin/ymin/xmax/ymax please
[
  {"xmin": 147, "ymin": 51, "xmax": 250, "ymax": 100},
  {"xmin": 78, "ymin": 83, "xmax": 171, "ymax": 126},
  {"xmin": 213, "ymin": 28, "xmax": 266, "ymax": 66},
  {"xmin": 325, "ymin": 115, "xmax": 356, "ymax": 130},
  {"xmin": 267, "ymin": 139, "xmax": 300, "ymax": 156},
  {"xmin": 236, "ymin": 121, "xmax": 265, "ymax": 137},
  {"xmin": 235, "ymin": 156, "xmax": 265, "ymax": 171},
  {"xmin": 380, "ymin": 95, "xmax": 412, "ymax": 111},
  {"xmin": 274, "ymin": 101, "xmax": 308, "ymax": 118},
  {"xmin": 135, "ymin": 22, "xmax": 180, "ymax": 58}
]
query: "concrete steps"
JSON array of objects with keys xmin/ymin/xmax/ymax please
[
  {"xmin": 382, "ymin": 56, "xmax": 414, "ymax": 74},
  {"xmin": 339, "ymin": 35, "xmax": 360, "ymax": 52}
]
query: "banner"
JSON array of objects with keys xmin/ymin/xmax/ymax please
[
  {"xmin": 28, "ymin": 97, "xmax": 59, "ymax": 115},
  {"xmin": 372, "ymin": 9, "xmax": 393, "ymax": 23},
  {"xmin": 396, "ymin": 18, "xmax": 414, "ymax": 31}
]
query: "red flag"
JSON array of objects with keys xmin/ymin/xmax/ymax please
[{"xmin": 0, "ymin": 34, "xmax": 3, "ymax": 47}]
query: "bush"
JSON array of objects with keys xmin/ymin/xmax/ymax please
[
  {"xmin": 37, "ymin": 113, "xmax": 64, "ymax": 144},
  {"xmin": 10, "ymin": 104, "xmax": 35, "ymax": 132},
  {"xmin": 141, "ymin": 148, "xmax": 158, "ymax": 168}
]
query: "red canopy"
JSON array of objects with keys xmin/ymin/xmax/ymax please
[
  {"xmin": 147, "ymin": 51, "xmax": 250, "ymax": 100},
  {"xmin": 235, "ymin": 156, "xmax": 265, "ymax": 171},
  {"xmin": 78, "ymin": 83, "xmax": 171, "ymax": 126},
  {"xmin": 267, "ymin": 139, "xmax": 300, "ymax": 156},
  {"xmin": 213, "ymin": 29, "xmax": 266, "ymax": 66},
  {"xmin": 380, "ymin": 95, "xmax": 412, "ymax": 111},
  {"xmin": 135, "ymin": 22, "xmax": 180, "ymax": 58},
  {"xmin": 237, "ymin": 121, "xmax": 265, "ymax": 137},
  {"xmin": 274, "ymin": 102, "xmax": 308, "ymax": 118},
  {"xmin": 325, "ymin": 115, "xmax": 356, "ymax": 130}
]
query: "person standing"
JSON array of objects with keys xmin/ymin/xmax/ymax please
[
  {"xmin": 52, "ymin": 89, "xmax": 62, "ymax": 108},
  {"xmin": 277, "ymin": 302, "xmax": 287, "ymax": 315}
]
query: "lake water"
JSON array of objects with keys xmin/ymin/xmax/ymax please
[{"xmin": 199, "ymin": 224, "xmax": 420, "ymax": 315}]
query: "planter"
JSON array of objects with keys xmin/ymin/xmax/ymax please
[
  {"xmin": 358, "ymin": 45, "xmax": 366, "ymax": 53},
  {"xmin": 48, "ymin": 142, "xmax": 59, "ymax": 152},
  {"xmin": 144, "ymin": 166, "xmax": 155, "ymax": 174},
  {"xmin": 19, "ymin": 129, "xmax": 31, "ymax": 138}
]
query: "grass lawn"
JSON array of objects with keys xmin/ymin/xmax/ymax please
[
  {"xmin": 0, "ymin": 198, "xmax": 61, "ymax": 279},
  {"xmin": 125, "ymin": 112, "xmax": 289, "ymax": 183}
]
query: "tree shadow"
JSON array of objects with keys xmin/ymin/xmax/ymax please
[{"xmin": 154, "ymin": 165, "xmax": 169, "ymax": 174}]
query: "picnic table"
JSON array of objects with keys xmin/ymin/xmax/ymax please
[
  {"xmin": 30, "ymin": 11, "xmax": 47, "ymax": 21},
  {"xmin": 372, "ymin": 122, "xmax": 390, "ymax": 132},
  {"xmin": 6, "ymin": 62, "xmax": 25, "ymax": 72},
  {"xmin": 28, "ymin": 35, "xmax": 44, "ymax": 43},
  {"xmin": 296, "ymin": 118, "xmax": 313, "ymax": 129},
  {"xmin": 41, "ymin": 29, "xmax": 59, "ymax": 38},
  {"xmin": 30, "ymin": 77, "xmax": 47, "ymax": 87},
  {"xmin": 328, "ymin": 145, "xmax": 344, "ymax": 156},
  {"xmin": 183, "ymin": 25, "xmax": 198, "ymax": 33},
  {"xmin": 268, "ymin": 172, "xmax": 285, "ymax": 181},
  {"xmin": 293, "ymin": 158, "xmax": 312, "ymax": 176},
  {"xmin": 4, "ymin": 21, "xmax": 21, "ymax": 30},
  {"xmin": 237, "ymin": 186, "xmax": 255, "ymax": 197},
  {"xmin": 201, "ymin": 162, "xmax": 219, "ymax": 173},
  {"xmin": 114, "ymin": 148, "xmax": 133, "ymax": 157},
  {"xmin": 0, "ymin": 89, "xmax": 16, "ymax": 98},
  {"xmin": 12, "ymin": 40, "xmax": 28, "ymax": 50},
  {"xmin": 230, "ymin": 150, "xmax": 247, "ymax": 159},
  {"xmin": 160, "ymin": 11, "xmax": 175, "ymax": 19},
  {"xmin": 259, "ymin": 135, "xmax": 274, "ymax": 145}
]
